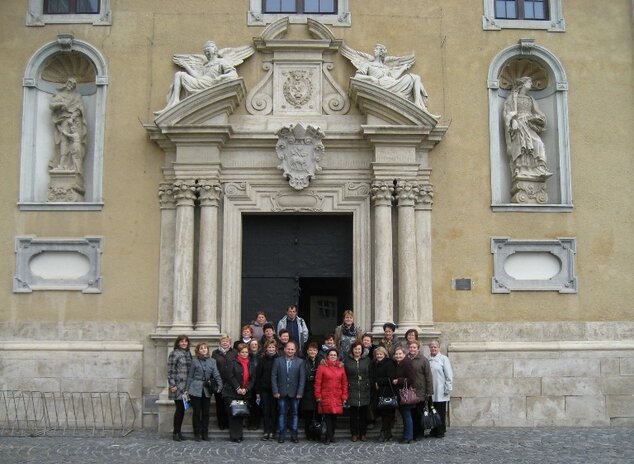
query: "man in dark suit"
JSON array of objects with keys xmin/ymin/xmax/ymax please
[{"xmin": 272, "ymin": 340, "xmax": 306, "ymax": 443}]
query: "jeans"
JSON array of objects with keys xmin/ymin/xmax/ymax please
[
  {"xmin": 277, "ymin": 397, "xmax": 300, "ymax": 438},
  {"xmin": 399, "ymin": 405, "xmax": 414, "ymax": 441}
]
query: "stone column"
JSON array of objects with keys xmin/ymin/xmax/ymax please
[
  {"xmin": 171, "ymin": 180, "xmax": 197, "ymax": 331},
  {"xmin": 156, "ymin": 182, "xmax": 176, "ymax": 333},
  {"xmin": 195, "ymin": 181, "xmax": 222, "ymax": 332},
  {"xmin": 371, "ymin": 181, "xmax": 394, "ymax": 333},
  {"xmin": 415, "ymin": 183, "xmax": 435, "ymax": 328},
  {"xmin": 396, "ymin": 181, "xmax": 419, "ymax": 329}
]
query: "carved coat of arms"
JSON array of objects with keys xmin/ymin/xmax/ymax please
[
  {"xmin": 275, "ymin": 123, "xmax": 325, "ymax": 190},
  {"xmin": 282, "ymin": 70, "xmax": 313, "ymax": 108}
]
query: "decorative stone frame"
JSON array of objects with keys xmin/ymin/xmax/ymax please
[
  {"xmin": 248, "ymin": 0, "xmax": 350, "ymax": 26},
  {"xmin": 14, "ymin": 236, "xmax": 104, "ymax": 293},
  {"xmin": 26, "ymin": 0, "xmax": 112, "ymax": 26},
  {"xmin": 482, "ymin": 0, "xmax": 565, "ymax": 32},
  {"xmin": 488, "ymin": 39, "xmax": 572, "ymax": 212},
  {"xmin": 19, "ymin": 34, "xmax": 108, "ymax": 210},
  {"xmin": 220, "ymin": 181, "xmax": 371, "ymax": 336},
  {"xmin": 491, "ymin": 236, "xmax": 577, "ymax": 293}
]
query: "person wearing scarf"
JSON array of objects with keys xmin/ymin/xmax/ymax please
[
  {"xmin": 222, "ymin": 343, "xmax": 255, "ymax": 442},
  {"xmin": 334, "ymin": 310, "xmax": 363, "ymax": 360}
]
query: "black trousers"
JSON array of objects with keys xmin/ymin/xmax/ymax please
[
  {"xmin": 323, "ymin": 414, "xmax": 337, "ymax": 441},
  {"xmin": 224, "ymin": 397, "xmax": 245, "ymax": 440},
  {"xmin": 377, "ymin": 408, "xmax": 395, "ymax": 436},
  {"xmin": 348, "ymin": 405, "xmax": 368, "ymax": 437},
  {"xmin": 214, "ymin": 392, "xmax": 229, "ymax": 429},
  {"xmin": 190, "ymin": 394, "xmax": 210, "ymax": 437},
  {"xmin": 173, "ymin": 399, "xmax": 185, "ymax": 434},
  {"xmin": 260, "ymin": 391, "xmax": 277, "ymax": 434},
  {"xmin": 412, "ymin": 402, "xmax": 423, "ymax": 438},
  {"xmin": 431, "ymin": 401, "xmax": 448, "ymax": 436}
]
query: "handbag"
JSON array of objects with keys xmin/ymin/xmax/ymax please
[
  {"xmin": 229, "ymin": 399, "xmax": 250, "ymax": 417},
  {"xmin": 421, "ymin": 403, "xmax": 442, "ymax": 429},
  {"xmin": 307, "ymin": 412, "xmax": 327, "ymax": 440},
  {"xmin": 398, "ymin": 380, "xmax": 421, "ymax": 406},
  {"xmin": 377, "ymin": 382, "xmax": 398, "ymax": 409}
]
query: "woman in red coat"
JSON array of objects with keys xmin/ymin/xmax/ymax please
[{"xmin": 314, "ymin": 348, "xmax": 348, "ymax": 444}]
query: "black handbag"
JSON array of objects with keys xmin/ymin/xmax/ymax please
[
  {"xmin": 307, "ymin": 413, "xmax": 327, "ymax": 440},
  {"xmin": 229, "ymin": 399, "xmax": 250, "ymax": 417},
  {"xmin": 421, "ymin": 403, "xmax": 442, "ymax": 429},
  {"xmin": 377, "ymin": 382, "xmax": 398, "ymax": 409}
]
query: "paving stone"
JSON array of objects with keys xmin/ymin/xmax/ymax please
[{"xmin": 1, "ymin": 427, "xmax": 633, "ymax": 464}]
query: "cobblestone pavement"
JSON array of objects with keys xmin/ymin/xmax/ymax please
[{"xmin": 1, "ymin": 427, "xmax": 633, "ymax": 464}]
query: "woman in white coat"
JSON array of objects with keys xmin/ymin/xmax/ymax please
[{"xmin": 427, "ymin": 339, "xmax": 453, "ymax": 438}]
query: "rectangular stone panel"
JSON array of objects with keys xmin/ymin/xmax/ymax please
[
  {"xmin": 607, "ymin": 396, "xmax": 634, "ymax": 418},
  {"xmin": 527, "ymin": 396, "xmax": 566, "ymax": 420},
  {"xmin": 453, "ymin": 378, "xmax": 541, "ymax": 398},
  {"xmin": 541, "ymin": 377, "xmax": 602, "ymax": 396},
  {"xmin": 565, "ymin": 395, "xmax": 606, "ymax": 419},
  {"xmin": 514, "ymin": 358, "xmax": 600, "ymax": 378}
]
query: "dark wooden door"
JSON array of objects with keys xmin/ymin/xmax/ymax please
[{"xmin": 241, "ymin": 214, "xmax": 353, "ymax": 334}]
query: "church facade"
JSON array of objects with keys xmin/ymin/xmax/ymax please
[{"xmin": 1, "ymin": 1, "xmax": 633, "ymax": 430}]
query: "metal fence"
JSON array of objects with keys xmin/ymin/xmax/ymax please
[{"xmin": 0, "ymin": 390, "xmax": 137, "ymax": 437}]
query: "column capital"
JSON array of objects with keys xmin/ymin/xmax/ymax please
[
  {"xmin": 158, "ymin": 182, "xmax": 176, "ymax": 209},
  {"xmin": 197, "ymin": 182, "xmax": 222, "ymax": 207},
  {"xmin": 395, "ymin": 181, "xmax": 417, "ymax": 207},
  {"xmin": 414, "ymin": 183, "xmax": 434, "ymax": 211},
  {"xmin": 173, "ymin": 180, "xmax": 197, "ymax": 207},
  {"xmin": 371, "ymin": 181, "xmax": 394, "ymax": 206}
]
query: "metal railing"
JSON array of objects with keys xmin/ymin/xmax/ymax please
[{"xmin": 0, "ymin": 390, "xmax": 137, "ymax": 437}]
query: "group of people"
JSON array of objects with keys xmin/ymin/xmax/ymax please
[{"xmin": 167, "ymin": 306, "xmax": 453, "ymax": 444}]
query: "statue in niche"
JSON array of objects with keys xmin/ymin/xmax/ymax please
[
  {"xmin": 155, "ymin": 41, "xmax": 254, "ymax": 114},
  {"xmin": 49, "ymin": 78, "xmax": 87, "ymax": 173},
  {"xmin": 503, "ymin": 77, "xmax": 553, "ymax": 203},
  {"xmin": 341, "ymin": 43, "xmax": 430, "ymax": 111}
]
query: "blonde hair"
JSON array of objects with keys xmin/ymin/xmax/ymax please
[{"xmin": 373, "ymin": 346, "xmax": 389, "ymax": 359}]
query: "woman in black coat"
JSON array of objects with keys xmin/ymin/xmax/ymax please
[
  {"xmin": 343, "ymin": 341, "xmax": 372, "ymax": 441},
  {"xmin": 370, "ymin": 346, "xmax": 397, "ymax": 442},
  {"xmin": 301, "ymin": 342, "xmax": 320, "ymax": 439},
  {"xmin": 212, "ymin": 336, "xmax": 235, "ymax": 431},
  {"xmin": 255, "ymin": 339, "xmax": 278, "ymax": 440},
  {"xmin": 222, "ymin": 343, "xmax": 256, "ymax": 443}
]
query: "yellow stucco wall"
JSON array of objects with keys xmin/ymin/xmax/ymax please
[{"xmin": 0, "ymin": 1, "xmax": 632, "ymax": 328}]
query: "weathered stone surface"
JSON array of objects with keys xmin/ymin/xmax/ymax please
[
  {"xmin": 514, "ymin": 358, "xmax": 600, "ymax": 378},
  {"xmin": 527, "ymin": 396, "xmax": 565, "ymax": 420},
  {"xmin": 541, "ymin": 377, "xmax": 602, "ymax": 396},
  {"xmin": 607, "ymin": 396, "xmax": 634, "ymax": 417},
  {"xmin": 453, "ymin": 378, "xmax": 540, "ymax": 397},
  {"xmin": 565, "ymin": 395, "xmax": 607, "ymax": 420}
]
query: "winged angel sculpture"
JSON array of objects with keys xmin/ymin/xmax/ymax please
[
  {"xmin": 155, "ymin": 41, "xmax": 254, "ymax": 115},
  {"xmin": 341, "ymin": 43, "xmax": 430, "ymax": 111}
]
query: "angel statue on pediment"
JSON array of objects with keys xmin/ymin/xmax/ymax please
[
  {"xmin": 341, "ymin": 43, "xmax": 430, "ymax": 111},
  {"xmin": 155, "ymin": 40, "xmax": 254, "ymax": 115}
]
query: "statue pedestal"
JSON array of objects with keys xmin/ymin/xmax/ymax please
[
  {"xmin": 48, "ymin": 170, "xmax": 85, "ymax": 202},
  {"xmin": 511, "ymin": 179, "xmax": 549, "ymax": 204}
]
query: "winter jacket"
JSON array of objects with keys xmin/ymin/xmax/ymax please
[
  {"xmin": 379, "ymin": 336, "xmax": 404, "ymax": 358},
  {"xmin": 301, "ymin": 356, "xmax": 319, "ymax": 411},
  {"xmin": 211, "ymin": 347, "xmax": 235, "ymax": 383},
  {"xmin": 409, "ymin": 352, "xmax": 434, "ymax": 399},
  {"xmin": 255, "ymin": 353, "xmax": 278, "ymax": 394},
  {"xmin": 167, "ymin": 348, "xmax": 192, "ymax": 400},
  {"xmin": 394, "ymin": 356, "xmax": 416, "ymax": 398},
  {"xmin": 334, "ymin": 324, "xmax": 363, "ymax": 358},
  {"xmin": 428, "ymin": 353, "xmax": 453, "ymax": 402},
  {"xmin": 343, "ymin": 354, "xmax": 372, "ymax": 407},
  {"xmin": 277, "ymin": 316, "xmax": 309, "ymax": 351},
  {"xmin": 370, "ymin": 357, "xmax": 397, "ymax": 399},
  {"xmin": 222, "ymin": 357, "xmax": 256, "ymax": 401},
  {"xmin": 314, "ymin": 359, "xmax": 348, "ymax": 415},
  {"xmin": 186, "ymin": 356, "xmax": 223, "ymax": 398}
]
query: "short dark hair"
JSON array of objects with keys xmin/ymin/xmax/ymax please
[
  {"xmin": 306, "ymin": 342, "xmax": 319, "ymax": 351},
  {"xmin": 173, "ymin": 335, "xmax": 190, "ymax": 350},
  {"xmin": 349, "ymin": 341, "xmax": 363, "ymax": 355},
  {"xmin": 279, "ymin": 328, "xmax": 289, "ymax": 336}
]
